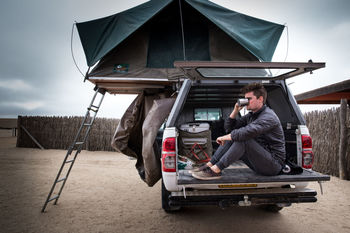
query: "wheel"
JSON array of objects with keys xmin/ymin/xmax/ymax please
[
  {"xmin": 261, "ymin": 204, "xmax": 284, "ymax": 212},
  {"xmin": 161, "ymin": 180, "xmax": 181, "ymax": 213}
]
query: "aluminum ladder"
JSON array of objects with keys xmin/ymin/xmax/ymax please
[{"xmin": 41, "ymin": 87, "xmax": 106, "ymax": 212}]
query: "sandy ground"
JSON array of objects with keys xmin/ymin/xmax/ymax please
[{"xmin": 1, "ymin": 130, "xmax": 350, "ymax": 233}]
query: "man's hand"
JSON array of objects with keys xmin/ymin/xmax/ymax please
[
  {"xmin": 230, "ymin": 103, "xmax": 244, "ymax": 119},
  {"xmin": 234, "ymin": 102, "xmax": 244, "ymax": 112},
  {"xmin": 216, "ymin": 136, "xmax": 225, "ymax": 146},
  {"xmin": 216, "ymin": 134, "xmax": 232, "ymax": 146}
]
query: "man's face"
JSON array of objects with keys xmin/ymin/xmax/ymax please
[{"xmin": 245, "ymin": 91, "xmax": 264, "ymax": 112}]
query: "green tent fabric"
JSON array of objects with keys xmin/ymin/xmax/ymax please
[
  {"xmin": 76, "ymin": 0, "xmax": 284, "ymax": 67},
  {"xmin": 185, "ymin": 0, "xmax": 284, "ymax": 62},
  {"xmin": 76, "ymin": 0, "xmax": 173, "ymax": 67}
]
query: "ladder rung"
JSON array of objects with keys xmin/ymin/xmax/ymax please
[
  {"xmin": 75, "ymin": 142, "xmax": 84, "ymax": 145},
  {"xmin": 48, "ymin": 195, "xmax": 59, "ymax": 202},
  {"xmin": 91, "ymin": 104, "xmax": 99, "ymax": 108},
  {"xmin": 88, "ymin": 107, "xmax": 98, "ymax": 113},
  {"xmin": 84, "ymin": 123, "xmax": 92, "ymax": 126},
  {"xmin": 57, "ymin": 177, "xmax": 67, "ymax": 183},
  {"xmin": 65, "ymin": 159, "xmax": 74, "ymax": 163}
]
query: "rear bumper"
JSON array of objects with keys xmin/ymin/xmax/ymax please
[{"xmin": 168, "ymin": 188, "xmax": 317, "ymax": 208}]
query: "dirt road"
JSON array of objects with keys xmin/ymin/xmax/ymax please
[{"xmin": 1, "ymin": 135, "xmax": 350, "ymax": 233}]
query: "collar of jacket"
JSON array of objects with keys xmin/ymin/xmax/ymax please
[{"xmin": 251, "ymin": 105, "xmax": 266, "ymax": 117}]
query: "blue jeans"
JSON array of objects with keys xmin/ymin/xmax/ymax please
[{"xmin": 210, "ymin": 140, "xmax": 282, "ymax": 176}]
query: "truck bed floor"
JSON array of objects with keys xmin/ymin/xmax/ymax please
[{"xmin": 178, "ymin": 162, "xmax": 330, "ymax": 185}]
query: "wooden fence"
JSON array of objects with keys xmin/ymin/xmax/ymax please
[
  {"xmin": 304, "ymin": 108, "xmax": 350, "ymax": 177},
  {"xmin": 0, "ymin": 118, "xmax": 17, "ymax": 136},
  {"xmin": 15, "ymin": 108, "xmax": 350, "ymax": 177},
  {"xmin": 16, "ymin": 116, "xmax": 119, "ymax": 151}
]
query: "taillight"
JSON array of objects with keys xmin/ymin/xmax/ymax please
[
  {"xmin": 302, "ymin": 150, "xmax": 314, "ymax": 169},
  {"xmin": 301, "ymin": 135, "xmax": 314, "ymax": 169},
  {"xmin": 302, "ymin": 135, "xmax": 312, "ymax": 148},
  {"xmin": 163, "ymin": 137, "xmax": 176, "ymax": 152},
  {"xmin": 162, "ymin": 137, "xmax": 176, "ymax": 172}
]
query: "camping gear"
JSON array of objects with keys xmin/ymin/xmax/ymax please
[
  {"xmin": 180, "ymin": 122, "xmax": 210, "ymax": 133},
  {"xmin": 178, "ymin": 123, "xmax": 212, "ymax": 164},
  {"xmin": 178, "ymin": 155, "xmax": 194, "ymax": 170},
  {"xmin": 111, "ymin": 93, "xmax": 176, "ymax": 186},
  {"xmin": 76, "ymin": 0, "xmax": 285, "ymax": 84}
]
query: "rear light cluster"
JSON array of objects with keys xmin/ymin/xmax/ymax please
[
  {"xmin": 301, "ymin": 135, "xmax": 314, "ymax": 169},
  {"xmin": 162, "ymin": 137, "xmax": 176, "ymax": 172}
]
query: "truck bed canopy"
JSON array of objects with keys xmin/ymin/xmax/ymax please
[{"xmin": 76, "ymin": 0, "xmax": 284, "ymax": 89}]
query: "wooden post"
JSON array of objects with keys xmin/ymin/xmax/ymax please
[
  {"xmin": 339, "ymin": 98, "xmax": 348, "ymax": 180},
  {"xmin": 86, "ymin": 113, "xmax": 90, "ymax": 151},
  {"xmin": 16, "ymin": 116, "xmax": 21, "ymax": 147}
]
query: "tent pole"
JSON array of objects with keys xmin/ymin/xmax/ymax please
[{"xmin": 178, "ymin": 0, "xmax": 186, "ymax": 60}]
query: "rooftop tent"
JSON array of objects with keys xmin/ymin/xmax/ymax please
[{"xmin": 76, "ymin": 0, "xmax": 284, "ymax": 80}]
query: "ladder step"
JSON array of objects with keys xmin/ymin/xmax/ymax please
[
  {"xmin": 91, "ymin": 104, "xmax": 99, "ymax": 108},
  {"xmin": 65, "ymin": 159, "xmax": 74, "ymax": 164},
  {"xmin": 84, "ymin": 123, "xmax": 92, "ymax": 126},
  {"xmin": 57, "ymin": 177, "xmax": 67, "ymax": 183},
  {"xmin": 48, "ymin": 195, "xmax": 59, "ymax": 202},
  {"xmin": 88, "ymin": 108, "xmax": 98, "ymax": 113},
  {"xmin": 75, "ymin": 142, "xmax": 84, "ymax": 145}
]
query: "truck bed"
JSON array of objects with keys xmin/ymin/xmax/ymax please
[{"xmin": 178, "ymin": 162, "xmax": 330, "ymax": 185}]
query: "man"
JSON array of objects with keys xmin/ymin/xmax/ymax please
[{"xmin": 192, "ymin": 82, "xmax": 285, "ymax": 180}]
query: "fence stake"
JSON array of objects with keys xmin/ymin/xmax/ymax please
[
  {"xmin": 16, "ymin": 116, "xmax": 22, "ymax": 147},
  {"xmin": 20, "ymin": 125, "xmax": 45, "ymax": 150},
  {"xmin": 339, "ymin": 98, "xmax": 348, "ymax": 180}
]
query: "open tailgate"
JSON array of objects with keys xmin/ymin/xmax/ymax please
[{"xmin": 178, "ymin": 167, "xmax": 330, "ymax": 185}]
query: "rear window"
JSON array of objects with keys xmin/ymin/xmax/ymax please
[{"xmin": 194, "ymin": 108, "xmax": 222, "ymax": 121}]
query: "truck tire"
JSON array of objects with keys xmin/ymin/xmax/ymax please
[
  {"xmin": 261, "ymin": 204, "xmax": 283, "ymax": 212},
  {"xmin": 161, "ymin": 180, "xmax": 181, "ymax": 213}
]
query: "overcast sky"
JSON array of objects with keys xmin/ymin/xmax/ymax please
[{"xmin": 1, "ymin": 0, "xmax": 349, "ymax": 119}]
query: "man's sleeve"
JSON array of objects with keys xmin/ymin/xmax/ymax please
[
  {"xmin": 224, "ymin": 115, "xmax": 248, "ymax": 133},
  {"xmin": 230, "ymin": 115, "xmax": 279, "ymax": 141}
]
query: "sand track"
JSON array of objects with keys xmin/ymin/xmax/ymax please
[{"xmin": 1, "ymin": 135, "xmax": 350, "ymax": 233}]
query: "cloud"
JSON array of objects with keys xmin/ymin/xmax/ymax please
[
  {"xmin": 0, "ymin": 79, "xmax": 33, "ymax": 91},
  {"xmin": 1, "ymin": 0, "xmax": 349, "ymax": 119},
  {"xmin": 1, "ymin": 101, "xmax": 45, "ymax": 111}
]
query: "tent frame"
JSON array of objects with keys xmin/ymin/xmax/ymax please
[{"xmin": 86, "ymin": 61, "xmax": 325, "ymax": 94}]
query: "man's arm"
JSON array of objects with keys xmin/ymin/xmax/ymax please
[
  {"xmin": 224, "ymin": 103, "xmax": 246, "ymax": 133},
  {"xmin": 218, "ymin": 110, "xmax": 280, "ymax": 144},
  {"xmin": 230, "ymin": 112, "xmax": 279, "ymax": 141},
  {"xmin": 229, "ymin": 103, "xmax": 242, "ymax": 119},
  {"xmin": 218, "ymin": 103, "xmax": 247, "ymax": 145}
]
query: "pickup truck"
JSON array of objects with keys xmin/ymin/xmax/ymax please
[{"xmin": 160, "ymin": 61, "xmax": 330, "ymax": 212}]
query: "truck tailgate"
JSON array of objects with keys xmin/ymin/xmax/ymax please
[{"xmin": 178, "ymin": 167, "xmax": 330, "ymax": 185}]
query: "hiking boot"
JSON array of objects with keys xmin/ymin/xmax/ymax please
[
  {"xmin": 189, "ymin": 164, "xmax": 210, "ymax": 174},
  {"xmin": 192, "ymin": 168, "xmax": 222, "ymax": 180}
]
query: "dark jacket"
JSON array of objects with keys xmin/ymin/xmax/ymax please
[{"xmin": 224, "ymin": 105, "xmax": 286, "ymax": 164}]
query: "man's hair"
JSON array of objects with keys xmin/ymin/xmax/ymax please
[{"xmin": 241, "ymin": 82, "xmax": 267, "ymax": 104}]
